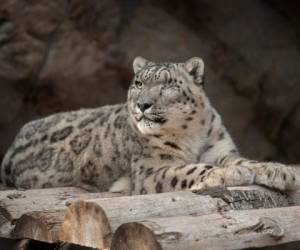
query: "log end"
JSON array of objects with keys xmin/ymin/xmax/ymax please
[
  {"xmin": 0, "ymin": 205, "xmax": 13, "ymax": 237},
  {"xmin": 111, "ymin": 222, "xmax": 162, "ymax": 250},
  {"xmin": 59, "ymin": 200, "xmax": 112, "ymax": 249},
  {"xmin": 11, "ymin": 214, "xmax": 53, "ymax": 242}
]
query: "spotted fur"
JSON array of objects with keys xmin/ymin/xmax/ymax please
[{"xmin": 1, "ymin": 57, "xmax": 300, "ymax": 194}]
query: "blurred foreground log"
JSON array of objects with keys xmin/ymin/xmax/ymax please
[
  {"xmin": 60, "ymin": 201, "xmax": 112, "ymax": 249},
  {"xmin": 111, "ymin": 222, "xmax": 162, "ymax": 250},
  {"xmin": 9, "ymin": 186, "xmax": 300, "ymax": 249},
  {"xmin": 0, "ymin": 187, "xmax": 124, "ymax": 237}
]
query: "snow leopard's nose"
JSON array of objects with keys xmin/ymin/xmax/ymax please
[{"xmin": 137, "ymin": 102, "xmax": 153, "ymax": 113}]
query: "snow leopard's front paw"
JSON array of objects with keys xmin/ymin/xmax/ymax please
[
  {"xmin": 254, "ymin": 163, "xmax": 299, "ymax": 191},
  {"xmin": 190, "ymin": 168, "xmax": 226, "ymax": 191}
]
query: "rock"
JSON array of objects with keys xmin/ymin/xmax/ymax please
[
  {"xmin": 0, "ymin": 0, "xmax": 130, "ymax": 162},
  {"xmin": 120, "ymin": 0, "xmax": 300, "ymax": 163}
]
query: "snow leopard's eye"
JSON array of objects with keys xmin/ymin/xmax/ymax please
[{"xmin": 135, "ymin": 80, "xmax": 143, "ymax": 89}]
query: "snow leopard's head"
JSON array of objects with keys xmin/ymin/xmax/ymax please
[{"xmin": 128, "ymin": 57, "xmax": 207, "ymax": 135}]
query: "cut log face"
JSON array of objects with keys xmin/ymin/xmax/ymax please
[
  {"xmin": 13, "ymin": 215, "xmax": 51, "ymax": 242},
  {"xmin": 60, "ymin": 201, "xmax": 112, "ymax": 249},
  {"xmin": 11, "ymin": 210, "xmax": 65, "ymax": 242},
  {"xmin": 111, "ymin": 222, "xmax": 162, "ymax": 250}
]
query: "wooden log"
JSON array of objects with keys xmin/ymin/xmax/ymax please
[
  {"xmin": 112, "ymin": 206, "xmax": 300, "ymax": 250},
  {"xmin": 11, "ymin": 186, "xmax": 299, "ymax": 247},
  {"xmin": 83, "ymin": 186, "xmax": 300, "ymax": 232},
  {"xmin": 0, "ymin": 187, "xmax": 124, "ymax": 237}
]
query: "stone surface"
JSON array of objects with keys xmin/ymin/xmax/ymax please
[
  {"xmin": 0, "ymin": 0, "xmax": 130, "ymax": 161},
  {"xmin": 0, "ymin": 0, "xmax": 300, "ymax": 164}
]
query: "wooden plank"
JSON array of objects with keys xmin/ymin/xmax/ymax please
[
  {"xmin": 0, "ymin": 187, "xmax": 124, "ymax": 237},
  {"xmin": 112, "ymin": 206, "xmax": 300, "ymax": 250}
]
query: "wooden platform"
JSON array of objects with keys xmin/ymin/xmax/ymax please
[{"xmin": 0, "ymin": 186, "xmax": 300, "ymax": 250}]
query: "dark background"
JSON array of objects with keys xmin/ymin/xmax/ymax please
[{"xmin": 1, "ymin": 0, "xmax": 300, "ymax": 165}]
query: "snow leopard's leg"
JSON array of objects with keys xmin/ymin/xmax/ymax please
[
  {"xmin": 131, "ymin": 159, "xmax": 226, "ymax": 194},
  {"xmin": 132, "ymin": 155, "xmax": 250, "ymax": 194},
  {"xmin": 211, "ymin": 155, "xmax": 300, "ymax": 191},
  {"xmin": 197, "ymin": 124, "xmax": 300, "ymax": 191},
  {"xmin": 132, "ymin": 156, "xmax": 300, "ymax": 194}
]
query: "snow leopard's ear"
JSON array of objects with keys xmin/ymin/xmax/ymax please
[
  {"xmin": 133, "ymin": 56, "xmax": 148, "ymax": 74},
  {"xmin": 184, "ymin": 57, "xmax": 205, "ymax": 85}
]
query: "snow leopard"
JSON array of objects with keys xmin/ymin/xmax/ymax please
[{"xmin": 1, "ymin": 57, "xmax": 299, "ymax": 194}]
